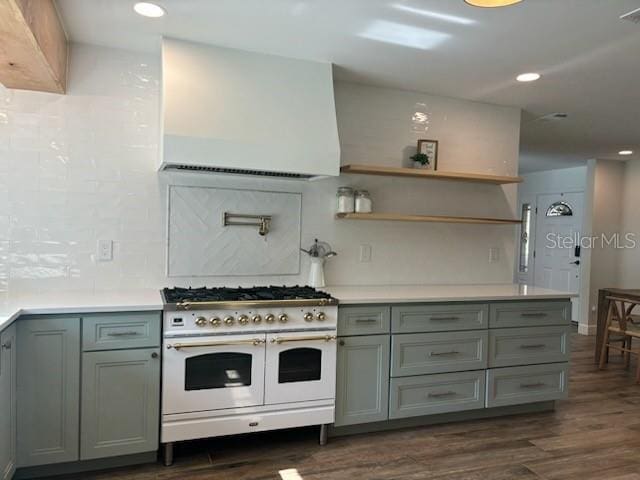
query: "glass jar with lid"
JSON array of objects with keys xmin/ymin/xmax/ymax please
[
  {"xmin": 336, "ymin": 187, "xmax": 355, "ymax": 213},
  {"xmin": 355, "ymin": 190, "xmax": 372, "ymax": 213}
]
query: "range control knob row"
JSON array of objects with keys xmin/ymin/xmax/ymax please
[
  {"xmin": 265, "ymin": 314, "xmax": 276, "ymax": 323},
  {"xmin": 195, "ymin": 316, "xmax": 207, "ymax": 327},
  {"xmin": 252, "ymin": 314, "xmax": 262, "ymax": 324},
  {"xmin": 303, "ymin": 312, "xmax": 314, "ymax": 322},
  {"xmin": 210, "ymin": 317, "xmax": 221, "ymax": 327},
  {"xmin": 238, "ymin": 315, "xmax": 249, "ymax": 325},
  {"xmin": 224, "ymin": 316, "xmax": 235, "ymax": 325},
  {"xmin": 279, "ymin": 314, "xmax": 288, "ymax": 323},
  {"xmin": 317, "ymin": 312, "xmax": 326, "ymax": 321}
]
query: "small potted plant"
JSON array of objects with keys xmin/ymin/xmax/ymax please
[{"xmin": 410, "ymin": 152, "xmax": 430, "ymax": 169}]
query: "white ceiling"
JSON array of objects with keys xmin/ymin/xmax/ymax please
[{"xmin": 56, "ymin": 0, "xmax": 640, "ymax": 173}]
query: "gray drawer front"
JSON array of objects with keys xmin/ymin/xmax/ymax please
[
  {"xmin": 392, "ymin": 303, "xmax": 488, "ymax": 333},
  {"xmin": 489, "ymin": 301, "xmax": 571, "ymax": 328},
  {"xmin": 486, "ymin": 363, "xmax": 569, "ymax": 408},
  {"xmin": 338, "ymin": 306, "xmax": 390, "ymax": 336},
  {"xmin": 82, "ymin": 313, "xmax": 161, "ymax": 351},
  {"xmin": 389, "ymin": 371, "xmax": 485, "ymax": 419},
  {"xmin": 489, "ymin": 326, "xmax": 570, "ymax": 368},
  {"xmin": 392, "ymin": 331, "xmax": 488, "ymax": 377}
]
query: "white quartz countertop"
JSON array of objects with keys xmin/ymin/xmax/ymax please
[
  {"xmin": 0, "ymin": 289, "xmax": 163, "ymax": 332},
  {"xmin": 324, "ymin": 284, "xmax": 576, "ymax": 305}
]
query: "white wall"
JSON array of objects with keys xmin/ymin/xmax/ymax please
[
  {"xmin": 583, "ymin": 159, "xmax": 626, "ymax": 335},
  {"xmin": 0, "ymin": 44, "xmax": 521, "ymax": 298},
  {"xmin": 617, "ymin": 159, "xmax": 640, "ymax": 288}
]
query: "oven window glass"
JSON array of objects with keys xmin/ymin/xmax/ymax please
[
  {"xmin": 278, "ymin": 348, "xmax": 322, "ymax": 384},
  {"xmin": 185, "ymin": 353, "xmax": 252, "ymax": 390}
]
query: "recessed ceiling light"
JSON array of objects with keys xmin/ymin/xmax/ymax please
[
  {"xmin": 516, "ymin": 72, "xmax": 541, "ymax": 82},
  {"xmin": 134, "ymin": 2, "xmax": 165, "ymax": 18},
  {"xmin": 619, "ymin": 150, "xmax": 634, "ymax": 156},
  {"xmin": 464, "ymin": 0, "xmax": 523, "ymax": 7}
]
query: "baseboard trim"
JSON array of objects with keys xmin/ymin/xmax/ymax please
[
  {"xmin": 578, "ymin": 323, "xmax": 597, "ymax": 336},
  {"xmin": 14, "ymin": 451, "xmax": 157, "ymax": 479},
  {"xmin": 329, "ymin": 401, "xmax": 555, "ymax": 437}
]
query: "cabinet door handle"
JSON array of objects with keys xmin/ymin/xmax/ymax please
[
  {"xmin": 151, "ymin": 352, "xmax": 159, "ymax": 359},
  {"xmin": 339, "ymin": 340, "xmax": 345, "ymax": 346},
  {"xmin": 519, "ymin": 382, "xmax": 546, "ymax": 389},
  {"xmin": 520, "ymin": 312, "xmax": 548, "ymax": 318},
  {"xmin": 519, "ymin": 344, "xmax": 546, "ymax": 349},
  {"xmin": 1, "ymin": 341, "xmax": 10, "ymax": 350},
  {"xmin": 429, "ymin": 350, "xmax": 460, "ymax": 357},
  {"xmin": 427, "ymin": 391, "xmax": 457, "ymax": 398},
  {"xmin": 430, "ymin": 316, "xmax": 460, "ymax": 321},
  {"xmin": 354, "ymin": 319, "xmax": 377, "ymax": 323},
  {"xmin": 107, "ymin": 331, "xmax": 139, "ymax": 337}
]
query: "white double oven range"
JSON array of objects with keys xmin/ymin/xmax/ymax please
[{"xmin": 161, "ymin": 286, "xmax": 339, "ymax": 465}]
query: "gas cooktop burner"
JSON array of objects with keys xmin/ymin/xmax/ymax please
[{"xmin": 162, "ymin": 285, "xmax": 335, "ymax": 306}]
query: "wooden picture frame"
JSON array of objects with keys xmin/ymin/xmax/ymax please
[{"xmin": 417, "ymin": 139, "xmax": 438, "ymax": 170}]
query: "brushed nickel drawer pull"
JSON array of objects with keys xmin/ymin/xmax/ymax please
[
  {"xmin": 519, "ymin": 382, "xmax": 546, "ymax": 389},
  {"xmin": 355, "ymin": 319, "xmax": 377, "ymax": 323},
  {"xmin": 519, "ymin": 344, "xmax": 546, "ymax": 349},
  {"xmin": 271, "ymin": 335, "xmax": 337, "ymax": 344},
  {"xmin": 428, "ymin": 391, "xmax": 457, "ymax": 398},
  {"xmin": 520, "ymin": 312, "xmax": 548, "ymax": 318},
  {"xmin": 430, "ymin": 316, "xmax": 460, "ymax": 321},
  {"xmin": 167, "ymin": 338, "xmax": 266, "ymax": 350},
  {"xmin": 107, "ymin": 331, "xmax": 139, "ymax": 337},
  {"xmin": 429, "ymin": 350, "xmax": 460, "ymax": 357}
]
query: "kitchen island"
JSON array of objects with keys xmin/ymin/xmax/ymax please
[{"xmin": 324, "ymin": 284, "xmax": 575, "ymax": 436}]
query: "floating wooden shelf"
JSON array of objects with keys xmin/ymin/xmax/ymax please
[
  {"xmin": 336, "ymin": 212, "xmax": 522, "ymax": 225},
  {"xmin": 340, "ymin": 164, "xmax": 523, "ymax": 185}
]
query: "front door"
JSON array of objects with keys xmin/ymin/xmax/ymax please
[{"xmin": 534, "ymin": 192, "xmax": 583, "ymax": 321}]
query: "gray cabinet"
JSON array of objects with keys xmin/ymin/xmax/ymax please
[
  {"xmin": 17, "ymin": 317, "xmax": 81, "ymax": 467},
  {"xmin": 81, "ymin": 348, "xmax": 160, "ymax": 460},
  {"xmin": 489, "ymin": 326, "xmax": 570, "ymax": 368},
  {"xmin": 82, "ymin": 313, "xmax": 161, "ymax": 351},
  {"xmin": 389, "ymin": 370, "xmax": 485, "ymax": 419},
  {"xmin": 391, "ymin": 330, "xmax": 488, "ymax": 377},
  {"xmin": 338, "ymin": 306, "xmax": 390, "ymax": 336},
  {"xmin": 0, "ymin": 324, "xmax": 17, "ymax": 480},
  {"xmin": 392, "ymin": 303, "xmax": 488, "ymax": 333},
  {"xmin": 335, "ymin": 335, "xmax": 390, "ymax": 426},
  {"xmin": 486, "ymin": 363, "xmax": 569, "ymax": 407},
  {"xmin": 489, "ymin": 301, "xmax": 571, "ymax": 328}
]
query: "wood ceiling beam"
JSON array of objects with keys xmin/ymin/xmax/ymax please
[{"xmin": 0, "ymin": 0, "xmax": 68, "ymax": 94}]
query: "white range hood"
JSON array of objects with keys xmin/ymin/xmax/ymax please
[{"xmin": 160, "ymin": 38, "xmax": 341, "ymax": 179}]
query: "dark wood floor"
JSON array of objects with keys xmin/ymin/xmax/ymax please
[{"xmin": 59, "ymin": 331, "xmax": 640, "ymax": 480}]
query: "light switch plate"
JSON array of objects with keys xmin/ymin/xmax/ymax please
[
  {"xmin": 360, "ymin": 244, "xmax": 372, "ymax": 263},
  {"xmin": 97, "ymin": 239, "xmax": 113, "ymax": 262}
]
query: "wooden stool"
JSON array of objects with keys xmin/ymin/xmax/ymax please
[{"xmin": 599, "ymin": 296, "xmax": 640, "ymax": 382}]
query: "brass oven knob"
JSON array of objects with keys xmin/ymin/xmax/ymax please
[
  {"xmin": 265, "ymin": 314, "xmax": 275, "ymax": 323},
  {"xmin": 195, "ymin": 316, "xmax": 207, "ymax": 327},
  {"xmin": 279, "ymin": 314, "xmax": 288, "ymax": 323},
  {"xmin": 303, "ymin": 312, "xmax": 314, "ymax": 322},
  {"xmin": 252, "ymin": 315, "xmax": 262, "ymax": 324},
  {"xmin": 210, "ymin": 317, "xmax": 221, "ymax": 327},
  {"xmin": 317, "ymin": 312, "xmax": 326, "ymax": 321},
  {"xmin": 238, "ymin": 315, "xmax": 249, "ymax": 325},
  {"xmin": 224, "ymin": 316, "xmax": 235, "ymax": 325}
]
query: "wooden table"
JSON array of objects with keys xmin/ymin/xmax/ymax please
[{"xmin": 595, "ymin": 288, "xmax": 640, "ymax": 363}]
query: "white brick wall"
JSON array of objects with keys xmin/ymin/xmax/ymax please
[{"xmin": 0, "ymin": 43, "xmax": 521, "ymax": 297}]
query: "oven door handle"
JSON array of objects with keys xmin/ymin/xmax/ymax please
[
  {"xmin": 270, "ymin": 335, "xmax": 337, "ymax": 344},
  {"xmin": 166, "ymin": 338, "xmax": 266, "ymax": 350}
]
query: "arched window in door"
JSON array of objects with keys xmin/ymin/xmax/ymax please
[{"xmin": 546, "ymin": 201, "xmax": 573, "ymax": 217}]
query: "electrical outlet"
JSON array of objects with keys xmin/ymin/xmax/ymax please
[
  {"xmin": 97, "ymin": 239, "xmax": 113, "ymax": 262},
  {"xmin": 488, "ymin": 247, "xmax": 500, "ymax": 263},
  {"xmin": 360, "ymin": 244, "xmax": 372, "ymax": 263}
]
